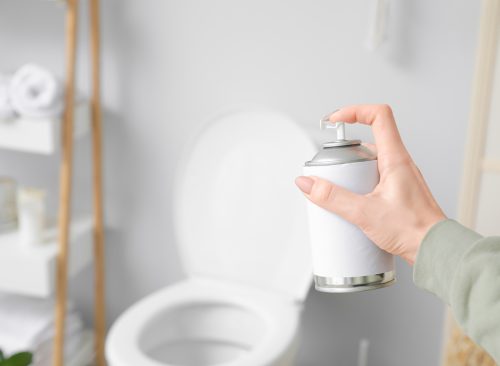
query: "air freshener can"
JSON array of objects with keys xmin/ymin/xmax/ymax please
[{"xmin": 304, "ymin": 122, "xmax": 395, "ymax": 293}]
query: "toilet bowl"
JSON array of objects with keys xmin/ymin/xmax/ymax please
[{"xmin": 106, "ymin": 110, "xmax": 316, "ymax": 366}]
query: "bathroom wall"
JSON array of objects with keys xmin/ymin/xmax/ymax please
[{"xmin": 0, "ymin": 1, "xmax": 481, "ymax": 365}]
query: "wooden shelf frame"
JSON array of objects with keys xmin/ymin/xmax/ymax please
[{"xmin": 53, "ymin": 0, "xmax": 107, "ymax": 365}]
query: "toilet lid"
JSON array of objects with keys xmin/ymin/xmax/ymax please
[{"xmin": 174, "ymin": 110, "xmax": 316, "ymax": 302}]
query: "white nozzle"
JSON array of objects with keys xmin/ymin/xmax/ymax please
[
  {"xmin": 336, "ymin": 122, "xmax": 345, "ymax": 140},
  {"xmin": 320, "ymin": 119, "xmax": 346, "ymax": 140}
]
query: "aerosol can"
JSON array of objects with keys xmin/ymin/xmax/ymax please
[{"xmin": 303, "ymin": 118, "xmax": 395, "ymax": 293}]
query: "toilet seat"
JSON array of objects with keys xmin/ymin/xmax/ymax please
[
  {"xmin": 173, "ymin": 109, "xmax": 316, "ymax": 301},
  {"xmin": 106, "ymin": 278, "xmax": 300, "ymax": 366}
]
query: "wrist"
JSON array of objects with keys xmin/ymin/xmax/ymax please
[{"xmin": 405, "ymin": 214, "xmax": 447, "ymax": 266}]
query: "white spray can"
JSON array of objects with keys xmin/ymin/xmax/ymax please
[{"xmin": 304, "ymin": 119, "xmax": 395, "ymax": 293}]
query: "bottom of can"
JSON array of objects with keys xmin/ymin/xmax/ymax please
[{"xmin": 314, "ymin": 271, "xmax": 396, "ymax": 293}]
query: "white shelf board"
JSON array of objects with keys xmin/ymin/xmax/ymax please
[
  {"xmin": 0, "ymin": 216, "xmax": 93, "ymax": 298},
  {"xmin": 0, "ymin": 101, "xmax": 89, "ymax": 155}
]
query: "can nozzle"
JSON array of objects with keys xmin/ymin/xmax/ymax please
[{"xmin": 320, "ymin": 118, "xmax": 346, "ymax": 141}]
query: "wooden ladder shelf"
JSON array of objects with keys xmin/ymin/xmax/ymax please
[{"xmin": 54, "ymin": 0, "xmax": 106, "ymax": 365}]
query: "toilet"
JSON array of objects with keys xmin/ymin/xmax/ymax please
[{"xmin": 106, "ymin": 110, "xmax": 316, "ymax": 366}]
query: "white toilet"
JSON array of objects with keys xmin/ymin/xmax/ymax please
[{"xmin": 106, "ymin": 110, "xmax": 316, "ymax": 366}]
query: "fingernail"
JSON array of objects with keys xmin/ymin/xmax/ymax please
[
  {"xmin": 321, "ymin": 109, "xmax": 340, "ymax": 122},
  {"xmin": 295, "ymin": 176, "xmax": 314, "ymax": 194}
]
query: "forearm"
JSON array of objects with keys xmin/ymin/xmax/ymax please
[{"xmin": 414, "ymin": 220, "xmax": 500, "ymax": 362}]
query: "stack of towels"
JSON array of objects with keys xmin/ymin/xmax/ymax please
[
  {"xmin": 0, "ymin": 64, "xmax": 64, "ymax": 121},
  {"xmin": 0, "ymin": 293, "xmax": 93, "ymax": 366}
]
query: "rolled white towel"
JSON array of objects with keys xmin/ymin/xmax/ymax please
[
  {"xmin": 9, "ymin": 64, "xmax": 64, "ymax": 118},
  {"xmin": 0, "ymin": 74, "xmax": 16, "ymax": 121}
]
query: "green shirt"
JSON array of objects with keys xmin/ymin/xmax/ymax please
[{"xmin": 414, "ymin": 219, "xmax": 500, "ymax": 362}]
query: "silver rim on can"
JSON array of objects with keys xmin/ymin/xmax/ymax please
[{"xmin": 314, "ymin": 271, "xmax": 396, "ymax": 293}]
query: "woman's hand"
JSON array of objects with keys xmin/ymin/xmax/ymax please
[{"xmin": 295, "ymin": 104, "xmax": 446, "ymax": 265}]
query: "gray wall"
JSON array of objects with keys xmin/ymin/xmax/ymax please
[{"xmin": 0, "ymin": 1, "xmax": 481, "ymax": 365}]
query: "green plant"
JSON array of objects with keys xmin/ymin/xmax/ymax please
[{"xmin": 0, "ymin": 350, "xmax": 33, "ymax": 366}]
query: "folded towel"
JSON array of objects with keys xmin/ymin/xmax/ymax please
[
  {"xmin": 33, "ymin": 329, "xmax": 94, "ymax": 366},
  {"xmin": 32, "ymin": 328, "xmax": 83, "ymax": 366},
  {"xmin": 0, "ymin": 293, "xmax": 83, "ymax": 355},
  {"xmin": 9, "ymin": 64, "xmax": 64, "ymax": 118},
  {"xmin": 65, "ymin": 330, "xmax": 94, "ymax": 366},
  {"xmin": 0, "ymin": 74, "xmax": 15, "ymax": 120}
]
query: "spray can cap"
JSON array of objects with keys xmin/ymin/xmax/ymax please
[
  {"xmin": 319, "ymin": 117, "xmax": 361, "ymax": 147},
  {"xmin": 304, "ymin": 116, "xmax": 375, "ymax": 166}
]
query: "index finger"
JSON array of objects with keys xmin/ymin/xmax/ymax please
[{"xmin": 328, "ymin": 104, "xmax": 408, "ymax": 157}]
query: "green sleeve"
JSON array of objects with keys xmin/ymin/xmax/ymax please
[{"xmin": 414, "ymin": 219, "xmax": 500, "ymax": 362}]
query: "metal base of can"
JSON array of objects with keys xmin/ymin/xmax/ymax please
[{"xmin": 314, "ymin": 271, "xmax": 396, "ymax": 293}]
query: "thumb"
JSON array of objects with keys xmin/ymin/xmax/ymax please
[{"xmin": 295, "ymin": 176, "xmax": 366, "ymax": 225}]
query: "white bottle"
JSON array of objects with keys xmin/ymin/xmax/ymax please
[
  {"xmin": 303, "ymin": 120, "xmax": 395, "ymax": 293},
  {"xmin": 17, "ymin": 187, "xmax": 46, "ymax": 248}
]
